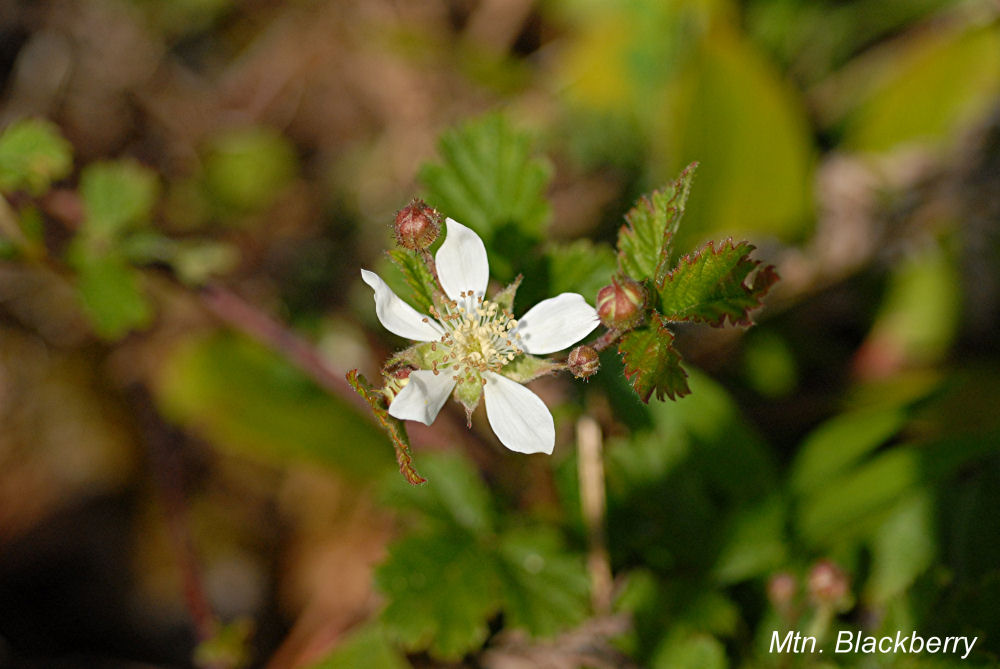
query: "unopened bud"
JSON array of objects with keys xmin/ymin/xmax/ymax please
[
  {"xmin": 596, "ymin": 276, "xmax": 646, "ymax": 330},
  {"xmin": 807, "ymin": 559, "xmax": 849, "ymax": 607},
  {"xmin": 567, "ymin": 345, "xmax": 600, "ymax": 379},
  {"xmin": 394, "ymin": 199, "xmax": 440, "ymax": 250},
  {"xmin": 767, "ymin": 572, "xmax": 797, "ymax": 610}
]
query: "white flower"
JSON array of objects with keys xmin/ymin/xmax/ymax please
[{"xmin": 361, "ymin": 218, "xmax": 599, "ymax": 454}]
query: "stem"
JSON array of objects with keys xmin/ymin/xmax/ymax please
[
  {"xmin": 590, "ymin": 328, "xmax": 622, "ymax": 353},
  {"xmin": 577, "ymin": 415, "xmax": 612, "ymax": 616}
]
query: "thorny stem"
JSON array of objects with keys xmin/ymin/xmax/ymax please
[
  {"xmin": 590, "ymin": 328, "xmax": 622, "ymax": 353},
  {"xmin": 577, "ymin": 415, "xmax": 613, "ymax": 616}
]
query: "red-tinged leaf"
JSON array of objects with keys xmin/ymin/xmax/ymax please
[
  {"xmin": 347, "ymin": 369, "xmax": 426, "ymax": 485},
  {"xmin": 657, "ymin": 239, "xmax": 778, "ymax": 327},
  {"xmin": 617, "ymin": 162, "xmax": 697, "ymax": 282},
  {"xmin": 618, "ymin": 314, "xmax": 690, "ymax": 403}
]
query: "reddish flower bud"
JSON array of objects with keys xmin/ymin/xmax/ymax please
[
  {"xmin": 767, "ymin": 572, "xmax": 797, "ymax": 610},
  {"xmin": 596, "ymin": 276, "xmax": 646, "ymax": 330},
  {"xmin": 394, "ymin": 199, "xmax": 440, "ymax": 250},
  {"xmin": 567, "ymin": 345, "xmax": 600, "ymax": 379},
  {"xmin": 807, "ymin": 559, "xmax": 850, "ymax": 607}
]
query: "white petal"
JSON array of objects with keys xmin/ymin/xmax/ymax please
[
  {"xmin": 361, "ymin": 269, "xmax": 443, "ymax": 341},
  {"xmin": 516, "ymin": 293, "xmax": 600, "ymax": 355},
  {"xmin": 388, "ymin": 370, "xmax": 456, "ymax": 426},
  {"xmin": 435, "ymin": 218, "xmax": 489, "ymax": 302},
  {"xmin": 482, "ymin": 372, "xmax": 554, "ymax": 455}
]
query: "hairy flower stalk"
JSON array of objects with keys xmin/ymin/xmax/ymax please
[{"xmin": 361, "ymin": 217, "xmax": 599, "ymax": 454}]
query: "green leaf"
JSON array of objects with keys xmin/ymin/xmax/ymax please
[
  {"xmin": 380, "ymin": 453, "xmax": 491, "ymax": 532},
  {"xmin": 843, "ymin": 23, "xmax": 1000, "ymax": 152},
  {"xmin": 80, "ymin": 160, "xmax": 159, "ymax": 239},
  {"xmin": 202, "ymin": 126, "xmax": 297, "ymax": 214},
  {"xmin": 711, "ymin": 495, "xmax": 787, "ymax": 584},
  {"xmin": 866, "ymin": 491, "xmax": 935, "ymax": 604},
  {"xmin": 376, "ymin": 529, "xmax": 500, "ymax": 660},
  {"xmin": 546, "ymin": 239, "xmax": 616, "ymax": 300},
  {"xmin": 74, "ymin": 253, "xmax": 153, "ymax": 339},
  {"xmin": 387, "ymin": 248, "xmax": 438, "ymax": 315},
  {"xmin": 496, "ymin": 527, "xmax": 590, "ymax": 637},
  {"xmin": 419, "ymin": 113, "xmax": 551, "ymax": 239},
  {"xmin": 155, "ymin": 334, "xmax": 393, "ymax": 480},
  {"xmin": 618, "ymin": 313, "xmax": 689, "ymax": 403},
  {"xmin": 307, "ymin": 623, "xmax": 411, "ymax": 669},
  {"xmin": 617, "ymin": 163, "xmax": 697, "ymax": 282},
  {"xmin": 789, "ymin": 406, "xmax": 908, "ymax": 496},
  {"xmin": 0, "ymin": 118, "xmax": 72, "ymax": 195},
  {"xmin": 657, "ymin": 239, "xmax": 778, "ymax": 327},
  {"xmin": 347, "ymin": 370, "xmax": 425, "ymax": 485}
]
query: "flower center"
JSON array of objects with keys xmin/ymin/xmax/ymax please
[{"xmin": 428, "ymin": 292, "xmax": 523, "ymax": 384}]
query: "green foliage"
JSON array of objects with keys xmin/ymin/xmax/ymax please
[
  {"xmin": 202, "ymin": 126, "xmax": 297, "ymax": 214},
  {"xmin": 79, "ymin": 160, "xmax": 159, "ymax": 239},
  {"xmin": 618, "ymin": 314, "xmax": 689, "ymax": 402},
  {"xmin": 376, "ymin": 453, "xmax": 589, "ymax": 660},
  {"xmin": 657, "ymin": 239, "xmax": 779, "ymax": 327},
  {"xmin": 617, "ymin": 162, "xmax": 695, "ymax": 282},
  {"xmin": 612, "ymin": 166, "xmax": 777, "ymax": 402},
  {"xmin": 545, "ymin": 239, "xmax": 616, "ymax": 300},
  {"xmin": 307, "ymin": 623, "xmax": 410, "ymax": 669},
  {"xmin": 0, "ymin": 118, "xmax": 72, "ymax": 195},
  {"xmin": 419, "ymin": 113, "xmax": 552, "ymax": 241},
  {"xmin": 73, "ymin": 253, "xmax": 154, "ymax": 339},
  {"xmin": 155, "ymin": 334, "xmax": 394, "ymax": 480}
]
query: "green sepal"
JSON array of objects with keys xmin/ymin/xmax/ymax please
[
  {"xmin": 617, "ymin": 162, "xmax": 697, "ymax": 282},
  {"xmin": 387, "ymin": 248, "xmax": 440, "ymax": 316},
  {"xmin": 656, "ymin": 238, "xmax": 779, "ymax": 327},
  {"xmin": 454, "ymin": 377, "xmax": 484, "ymax": 424},
  {"xmin": 492, "ymin": 274, "xmax": 523, "ymax": 313},
  {"xmin": 501, "ymin": 354, "xmax": 559, "ymax": 384},
  {"xmin": 346, "ymin": 369, "xmax": 426, "ymax": 485},
  {"xmin": 618, "ymin": 313, "xmax": 690, "ymax": 403}
]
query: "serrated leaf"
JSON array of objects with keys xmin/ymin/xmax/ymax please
[
  {"xmin": 74, "ymin": 253, "xmax": 153, "ymax": 339},
  {"xmin": 376, "ymin": 530, "xmax": 500, "ymax": 660},
  {"xmin": 617, "ymin": 163, "xmax": 696, "ymax": 282},
  {"xmin": 496, "ymin": 527, "xmax": 590, "ymax": 637},
  {"xmin": 619, "ymin": 314, "xmax": 689, "ymax": 403},
  {"xmin": 80, "ymin": 160, "xmax": 159, "ymax": 239},
  {"xmin": 0, "ymin": 118, "xmax": 72, "ymax": 195},
  {"xmin": 387, "ymin": 248, "xmax": 439, "ymax": 315},
  {"xmin": 347, "ymin": 370, "xmax": 425, "ymax": 485},
  {"xmin": 419, "ymin": 114, "xmax": 551, "ymax": 239},
  {"xmin": 546, "ymin": 239, "xmax": 616, "ymax": 300},
  {"xmin": 657, "ymin": 239, "xmax": 778, "ymax": 327}
]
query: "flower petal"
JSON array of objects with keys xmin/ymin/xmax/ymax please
[
  {"xmin": 516, "ymin": 293, "xmax": 600, "ymax": 355},
  {"xmin": 361, "ymin": 269, "xmax": 443, "ymax": 341},
  {"xmin": 436, "ymin": 218, "xmax": 489, "ymax": 302},
  {"xmin": 388, "ymin": 370, "xmax": 456, "ymax": 425},
  {"xmin": 483, "ymin": 372, "xmax": 555, "ymax": 454}
]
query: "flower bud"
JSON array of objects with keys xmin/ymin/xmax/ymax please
[
  {"xmin": 394, "ymin": 199, "xmax": 440, "ymax": 250},
  {"xmin": 567, "ymin": 345, "xmax": 600, "ymax": 379},
  {"xmin": 807, "ymin": 559, "xmax": 849, "ymax": 608},
  {"xmin": 767, "ymin": 572, "xmax": 797, "ymax": 611},
  {"xmin": 596, "ymin": 276, "xmax": 646, "ymax": 330}
]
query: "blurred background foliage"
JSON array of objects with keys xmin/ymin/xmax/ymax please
[{"xmin": 1, "ymin": 0, "xmax": 999, "ymax": 667}]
